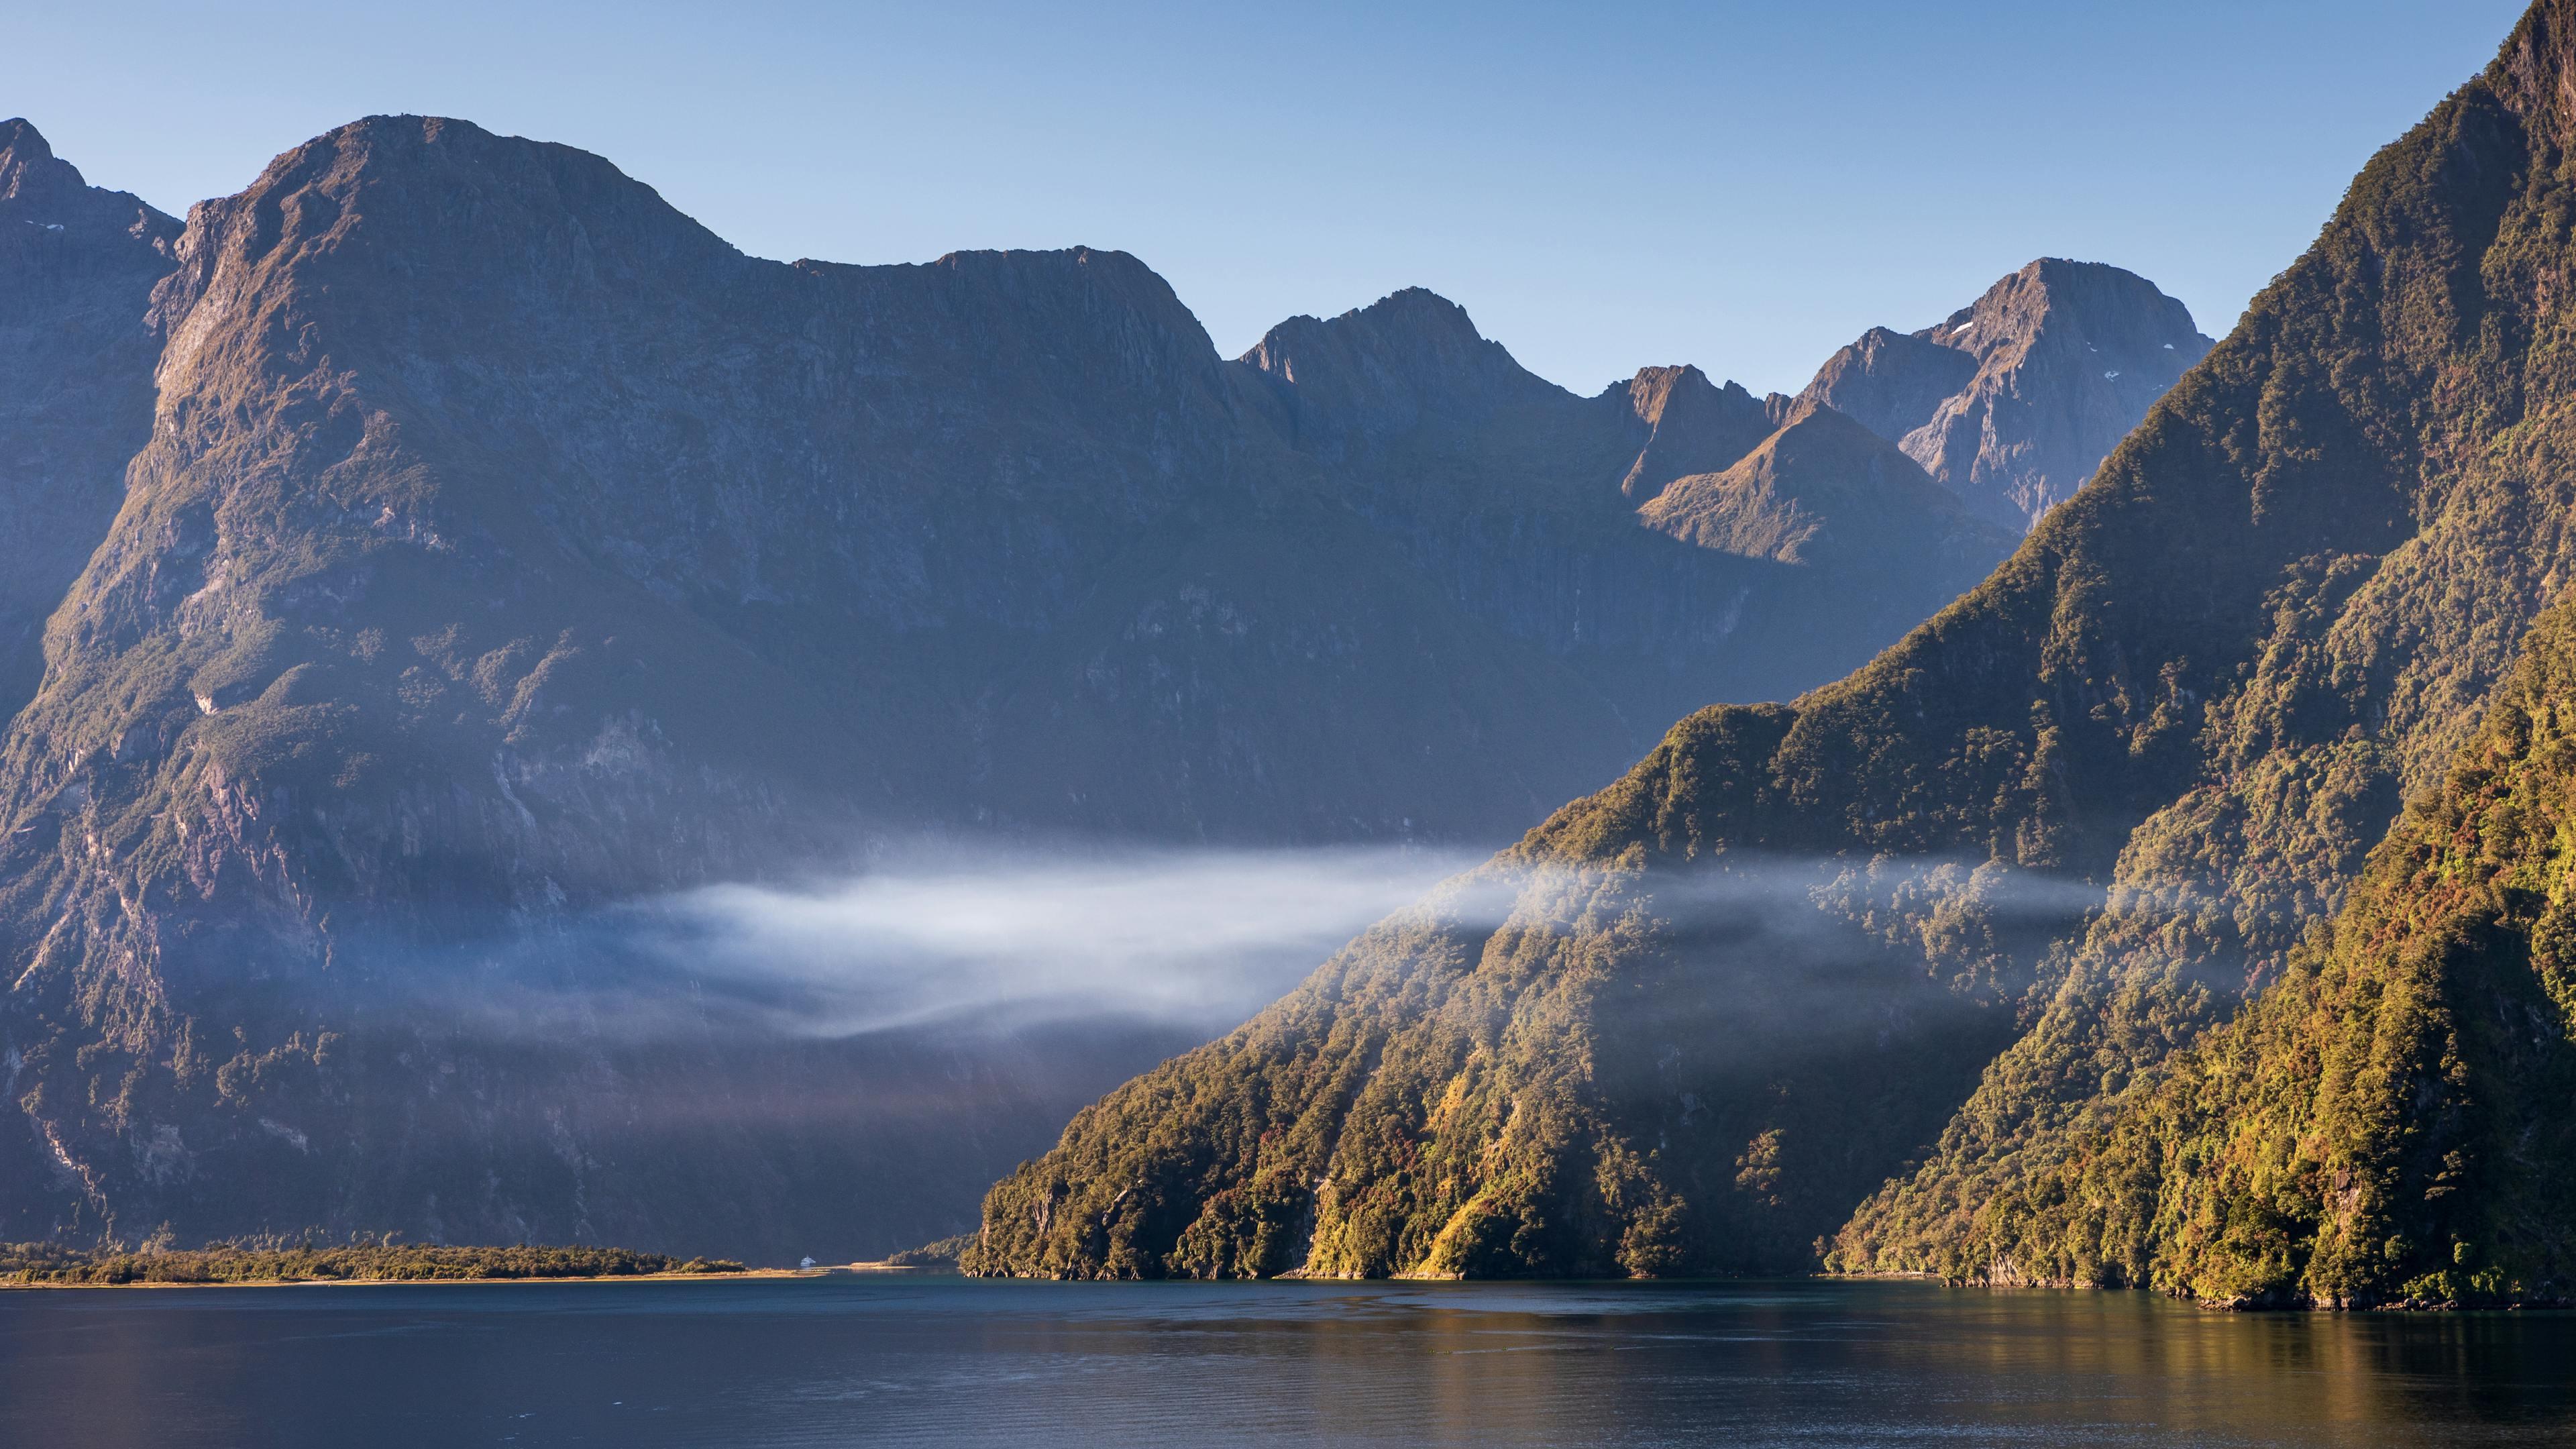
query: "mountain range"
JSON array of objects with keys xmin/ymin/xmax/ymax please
[
  {"xmin": 968, "ymin": 0, "xmax": 2576, "ymax": 1305},
  {"xmin": 0, "ymin": 112, "xmax": 2197, "ymax": 1258}
]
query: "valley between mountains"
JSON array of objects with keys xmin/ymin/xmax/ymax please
[
  {"xmin": 0, "ymin": 103, "xmax": 2206, "ymax": 1260},
  {"xmin": 46, "ymin": 0, "xmax": 2566, "ymax": 1293}
]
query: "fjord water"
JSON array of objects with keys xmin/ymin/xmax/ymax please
[{"xmin": 3, "ymin": 1278, "xmax": 2569, "ymax": 1447}]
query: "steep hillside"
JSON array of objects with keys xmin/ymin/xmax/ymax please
[
  {"xmin": 1, "ymin": 116, "xmax": 1308, "ymax": 1252},
  {"xmin": 1919, "ymin": 598, "xmax": 2576, "ymax": 1307},
  {"xmin": 1832, "ymin": 0, "xmax": 2576, "ymax": 1281},
  {"xmin": 971, "ymin": 0, "xmax": 2576, "ymax": 1281},
  {"xmin": 1803, "ymin": 260, "xmax": 2212, "ymax": 533}
]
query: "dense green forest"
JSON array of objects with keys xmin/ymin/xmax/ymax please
[
  {"xmin": 883, "ymin": 1235, "xmax": 974, "ymax": 1269},
  {"xmin": 1847, "ymin": 598, "xmax": 2576, "ymax": 1307},
  {"xmin": 969, "ymin": 0, "xmax": 2576, "ymax": 1287}
]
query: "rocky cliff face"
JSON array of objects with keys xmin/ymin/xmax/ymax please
[
  {"xmin": 0, "ymin": 121, "xmax": 178, "ymax": 719},
  {"xmin": 1615, "ymin": 366, "xmax": 1786, "ymax": 505},
  {"xmin": 1803, "ymin": 260, "xmax": 2212, "ymax": 533},
  {"xmin": 0, "ymin": 115, "xmax": 2104, "ymax": 1260}
]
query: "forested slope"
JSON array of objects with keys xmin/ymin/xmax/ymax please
[
  {"xmin": 1837, "ymin": 0, "xmax": 2576, "ymax": 1279},
  {"xmin": 1896, "ymin": 598, "xmax": 2576, "ymax": 1307},
  {"xmin": 972, "ymin": 0, "xmax": 2576, "ymax": 1281}
]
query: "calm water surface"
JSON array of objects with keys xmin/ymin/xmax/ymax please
[{"xmin": 2, "ymin": 1275, "xmax": 2571, "ymax": 1447}]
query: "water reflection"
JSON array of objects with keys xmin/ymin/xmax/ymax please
[{"xmin": 1, "ymin": 1277, "xmax": 2569, "ymax": 1448}]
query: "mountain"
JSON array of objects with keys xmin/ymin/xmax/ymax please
[
  {"xmin": 1614, "ymin": 364, "xmax": 1787, "ymax": 505},
  {"xmin": 1829, "ymin": 0, "xmax": 2576, "ymax": 1286},
  {"xmin": 1803, "ymin": 259, "xmax": 2212, "ymax": 533},
  {"xmin": 1230, "ymin": 294, "xmax": 2017, "ymax": 741},
  {"xmin": 1640, "ymin": 400, "xmax": 2008, "ymax": 578},
  {"xmin": 968, "ymin": 0, "xmax": 2576, "ymax": 1281},
  {"xmin": 0, "ymin": 115, "xmax": 2112, "ymax": 1259}
]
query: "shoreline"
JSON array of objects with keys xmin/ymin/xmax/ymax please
[
  {"xmin": 19, "ymin": 1267, "xmax": 2557, "ymax": 1313},
  {"xmin": 3, "ymin": 1267, "xmax": 823, "ymax": 1293}
]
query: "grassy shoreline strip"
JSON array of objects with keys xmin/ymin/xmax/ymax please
[{"xmin": 1, "ymin": 1241, "xmax": 748, "ymax": 1287}]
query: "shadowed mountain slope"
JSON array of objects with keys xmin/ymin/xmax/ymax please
[
  {"xmin": 969, "ymin": 0, "xmax": 2576, "ymax": 1282},
  {"xmin": 1232, "ymin": 295, "xmax": 2015, "ymax": 738},
  {"xmin": 0, "ymin": 119, "xmax": 179, "ymax": 719},
  {"xmin": 1641, "ymin": 400, "xmax": 2015, "ymax": 576}
]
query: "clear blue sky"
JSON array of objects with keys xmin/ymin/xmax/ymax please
[{"xmin": 4, "ymin": 1, "xmax": 2533, "ymax": 394}]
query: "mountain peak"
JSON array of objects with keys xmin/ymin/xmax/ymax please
[
  {"xmin": 156, "ymin": 112, "xmax": 739, "ymax": 337},
  {"xmin": 1639, "ymin": 400, "xmax": 2011, "ymax": 571},
  {"xmin": 1799, "ymin": 326, "xmax": 1979, "ymax": 447},
  {"xmin": 1, "ymin": 116, "xmax": 80, "ymax": 205},
  {"xmin": 0, "ymin": 117, "xmax": 177, "ymax": 246},
  {"xmin": 1954, "ymin": 257, "xmax": 2202, "ymax": 357},
  {"xmin": 1354, "ymin": 284, "xmax": 1484, "ymax": 340},
  {"xmin": 1239, "ymin": 286, "xmax": 1561, "ymax": 437},
  {"xmin": 1615, "ymin": 365, "xmax": 1778, "ymax": 502},
  {"xmin": 1, "ymin": 115, "xmax": 56, "ymax": 165},
  {"xmin": 1801, "ymin": 257, "xmax": 2210, "ymax": 532},
  {"xmin": 241, "ymin": 113, "xmax": 606, "ymax": 198},
  {"xmin": 1622, "ymin": 364, "xmax": 1715, "ymax": 423},
  {"xmin": 317, "ymin": 112, "xmax": 511, "ymax": 152},
  {"xmin": 2492, "ymin": 0, "xmax": 2576, "ymax": 132}
]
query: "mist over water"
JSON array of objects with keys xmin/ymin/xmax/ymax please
[
  {"xmin": 162, "ymin": 845, "xmax": 2172, "ymax": 1255},
  {"xmin": 376, "ymin": 841, "xmax": 1491, "ymax": 1044},
  {"xmin": 374, "ymin": 844, "xmax": 2147, "ymax": 1048},
  {"xmin": 630, "ymin": 843, "xmax": 1487, "ymax": 1036}
]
